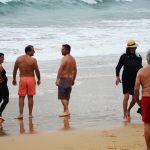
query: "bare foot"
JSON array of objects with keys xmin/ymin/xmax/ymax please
[
  {"xmin": 123, "ymin": 116, "xmax": 128, "ymax": 122},
  {"xmin": 59, "ymin": 112, "xmax": 70, "ymax": 117},
  {"xmin": 15, "ymin": 115, "xmax": 23, "ymax": 120},
  {"xmin": 126, "ymin": 112, "xmax": 131, "ymax": 122}
]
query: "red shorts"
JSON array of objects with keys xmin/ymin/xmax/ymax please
[
  {"xmin": 141, "ymin": 96, "xmax": 150, "ymax": 123},
  {"xmin": 18, "ymin": 77, "xmax": 36, "ymax": 96}
]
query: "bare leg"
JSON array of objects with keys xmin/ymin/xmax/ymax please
[
  {"xmin": 16, "ymin": 96, "xmax": 25, "ymax": 119},
  {"xmin": 127, "ymin": 95, "xmax": 136, "ymax": 120},
  {"xmin": 144, "ymin": 123, "xmax": 150, "ymax": 150},
  {"xmin": 123, "ymin": 93, "xmax": 129, "ymax": 121},
  {"xmin": 19, "ymin": 120, "xmax": 25, "ymax": 134},
  {"xmin": 29, "ymin": 117, "xmax": 34, "ymax": 133},
  {"xmin": 28, "ymin": 95, "xmax": 33, "ymax": 118},
  {"xmin": 59, "ymin": 99, "xmax": 70, "ymax": 117},
  {"xmin": 63, "ymin": 116, "xmax": 70, "ymax": 130}
]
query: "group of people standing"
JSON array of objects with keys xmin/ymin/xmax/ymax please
[
  {"xmin": 116, "ymin": 40, "xmax": 150, "ymax": 150},
  {"xmin": 0, "ymin": 44, "xmax": 77, "ymax": 122},
  {"xmin": 0, "ymin": 40, "xmax": 150, "ymax": 149}
]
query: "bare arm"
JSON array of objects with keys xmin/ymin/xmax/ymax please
[
  {"xmin": 134, "ymin": 71, "xmax": 141, "ymax": 106},
  {"xmin": 72, "ymin": 60, "xmax": 77, "ymax": 85},
  {"xmin": 34, "ymin": 59, "xmax": 41, "ymax": 85},
  {"xmin": 56, "ymin": 58, "xmax": 66, "ymax": 86},
  {"xmin": 12, "ymin": 60, "xmax": 18, "ymax": 85}
]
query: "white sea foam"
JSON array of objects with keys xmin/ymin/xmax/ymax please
[
  {"xmin": 0, "ymin": 19, "xmax": 150, "ymax": 62},
  {"xmin": 81, "ymin": 0, "xmax": 97, "ymax": 4},
  {"xmin": 0, "ymin": 0, "xmax": 19, "ymax": 3}
]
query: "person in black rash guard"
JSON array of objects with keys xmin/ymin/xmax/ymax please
[
  {"xmin": 0, "ymin": 53, "xmax": 9, "ymax": 123},
  {"xmin": 115, "ymin": 40, "xmax": 142, "ymax": 122}
]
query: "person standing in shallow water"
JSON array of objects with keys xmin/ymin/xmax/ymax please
[
  {"xmin": 115, "ymin": 40, "xmax": 142, "ymax": 121},
  {"xmin": 134, "ymin": 50, "xmax": 150, "ymax": 150},
  {"xmin": 0, "ymin": 53, "xmax": 9, "ymax": 123},
  {"xmin": 56, "ymin": 44, "xmax": 77, "ymax": 117},
  {"xmin": 12, "ymin": 45, "xmax": 41, "ymax": 119}
]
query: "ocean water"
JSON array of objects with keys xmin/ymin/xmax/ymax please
[
  {"xmin": 1, "ymin": 57, "xmax": 142, "ymax": 136},
  {"xmin": 0, "ymin": 0, "xmax": 148, "ymax": 135},
  {"xmin": 0, "ymin": 0, "xmax": 150, "ymax": 61}
]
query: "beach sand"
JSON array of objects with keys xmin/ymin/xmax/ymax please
[
  {"xmin": 0, "ymin": 124, "xmax": 145, "ymax": 150},
  {"xmin": 0, "ymin": 55, "xmax": 147, "ymax": 149}
]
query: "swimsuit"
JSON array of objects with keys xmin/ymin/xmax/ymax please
[
  {"xmin": 141, "ymin": 96, "xmax": 150, "ymax": 123},
  {"xmin": 116, "ymin": 53, "xmax": 142, "ymax": 95},
  {"xmin": 58, "ymin": 77, "xmax": 72, "ymax": 100},
  {"xmin": 18, "ymin": 77, "xmax": 36, "ymax": 96},
  {"xmin": 0, "ymin": 68, "xmax": 9, "ymax": 116}
]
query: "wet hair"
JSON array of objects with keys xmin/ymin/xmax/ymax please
[
  {"xmin": 62, "ymin": 44, "xmax": 71, "ymax": 53},
  {"xmin": 146, "ymin": 49, "xmax": 150, "ymax": 64},
  {"xmin": 0, "ymin": 53, "xmax": 4, "ymax": 57},
  {"xmin": 25, "ymin": 45, "xmax": 34, "ymax": 53}
]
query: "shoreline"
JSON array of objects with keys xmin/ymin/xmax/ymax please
[
  {"xmin": 1, "ymin": 55, "xmax": 144, "ymax": 135},
  {"xmin": 0, "ymin": 123, "xmax": 145, "ymax": 150}
]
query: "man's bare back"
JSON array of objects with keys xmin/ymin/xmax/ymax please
[
  {"xmin": 60, "ymin": 54, "xmax": 76, "ymax": 78},
  {"xmin": 136, "ymin": 66, "xmax": 150, "ymax": 96},
  {"xmin": 14, "ymin": 55, "xmax": 39, "ymax": 77}
]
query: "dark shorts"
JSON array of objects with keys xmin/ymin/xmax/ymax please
[
  {"xmin": 122, "ymin": 78, "xmax": 135, "ymax": 95},
  {"xmin": 58, "ymin": 77, "xmax": 72, "ymax": 100},
  {"xmin": 141, "ymin": 96, "xmax": 150, "ymax": 123}
]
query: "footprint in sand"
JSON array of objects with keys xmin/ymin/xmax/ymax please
[{"xmin": 102, "ymin": 131, "xmax": 117, "ymax": 138}]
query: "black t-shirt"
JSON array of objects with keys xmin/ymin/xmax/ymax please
[
  {"xmin": 0, "ymin": 68, "xmax": 8, "ymax": 86},
  {"xmin": 116, "ymin": 53, "xmax": 142, "ymax": 80}
]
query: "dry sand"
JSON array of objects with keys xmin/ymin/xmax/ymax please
[{"xmin": 0, "ymin": 123, "xmax": 146, "ymax": 150}]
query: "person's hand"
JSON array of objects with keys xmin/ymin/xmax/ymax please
[
  {"xmin": 55, "ymin": 79, "xmax": 59, "ymax": 86},
  {"xmin": 115, "ymin": 77, "xmax": 121, "ymax": 85},
  {"xmin": 12, "ymin": 79, "xmax": 17, "ymax": 85},
  {"xmin": 139, "ymin": 99, "xmax": 142, "ymax": 107},
  {"xmin": 37, "ymin": 80, "xmax": 41, "ymax": 86}
]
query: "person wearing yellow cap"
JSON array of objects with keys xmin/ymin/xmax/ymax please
[{"xmin": 115, "ymin": 40, "xmax": 142, "ymax": 122}]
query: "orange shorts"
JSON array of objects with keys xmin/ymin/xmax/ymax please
[
  {"xmin": 18, "ymin": 77, "xmax": 36, "ymax": 96},
  {"xmin": 141, "ymin": 96, "xmax": 150, "ymax": 123}
]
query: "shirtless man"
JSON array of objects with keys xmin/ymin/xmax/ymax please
[
  {"xmin": 56, "ymin": 44, "xmax": 77, "ymax": 117},
  {"xmin": 134, "ymin": 50, "xmax": 150, "ymax": 150},
  {"xmin": 12, "ymin": 45, "xmax": 41, "ymax": 119}
]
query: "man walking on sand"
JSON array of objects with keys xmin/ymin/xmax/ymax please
[
  {"xmin": 12, "ymin": 45, "xmax": 41, "ymax": 119},
  {"xmin": 56, "ymin": 44, "xmax": 77, "ymax": 117},
  {"xmin": 134, "ymin": 50, "xmax": 150, "ymax": 150}
]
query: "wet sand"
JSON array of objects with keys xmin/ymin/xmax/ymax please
[
  {"xmin": 0, "ymin": 55, "xmax": 146, "ymax": 149},
  {"xmin": 0, "ymin": 123, "xmax": 145, "ymax": 150}
]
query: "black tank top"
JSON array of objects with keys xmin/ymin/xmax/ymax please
[{"xmin": 0, "ymin": 68, "xmax": 8, "ymax": 86}]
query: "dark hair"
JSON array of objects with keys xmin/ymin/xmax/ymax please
[
  {"xmin": 126, "ymin": 47, "xmax": 136, "ymax": 54},
  {"xmin": 126, "ymin": 48, "xmax": 130, "ymax": 54},
  {"xmin": 25, "ymin": 45, "xmax": 34, "ymax": 53},
  {"xmin": 0, "ymin": 53, "xmax": 4, "ymax": 57},
  {"xmin": 62, "ymin": 44, "xmax": 71, "ymax": 53}
]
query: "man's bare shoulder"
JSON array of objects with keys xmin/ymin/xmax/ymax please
[
  {"xmin": 15, "ymin": 55, "xmax": 25, "ymax": 62},
  {"xmin": 138, "ymin": 66, "xmax": 150, "ymax": 75},
  {"xmin": 16, "ymin": 55, "xmax": 25, "ymax": 60},
  {"xmin": 137, "ymin": 67, "xmax": 144, "ymax": 75},
  {"xmin": 66, "ymin": 54, "xmax": 76, "ymax": 61}
]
